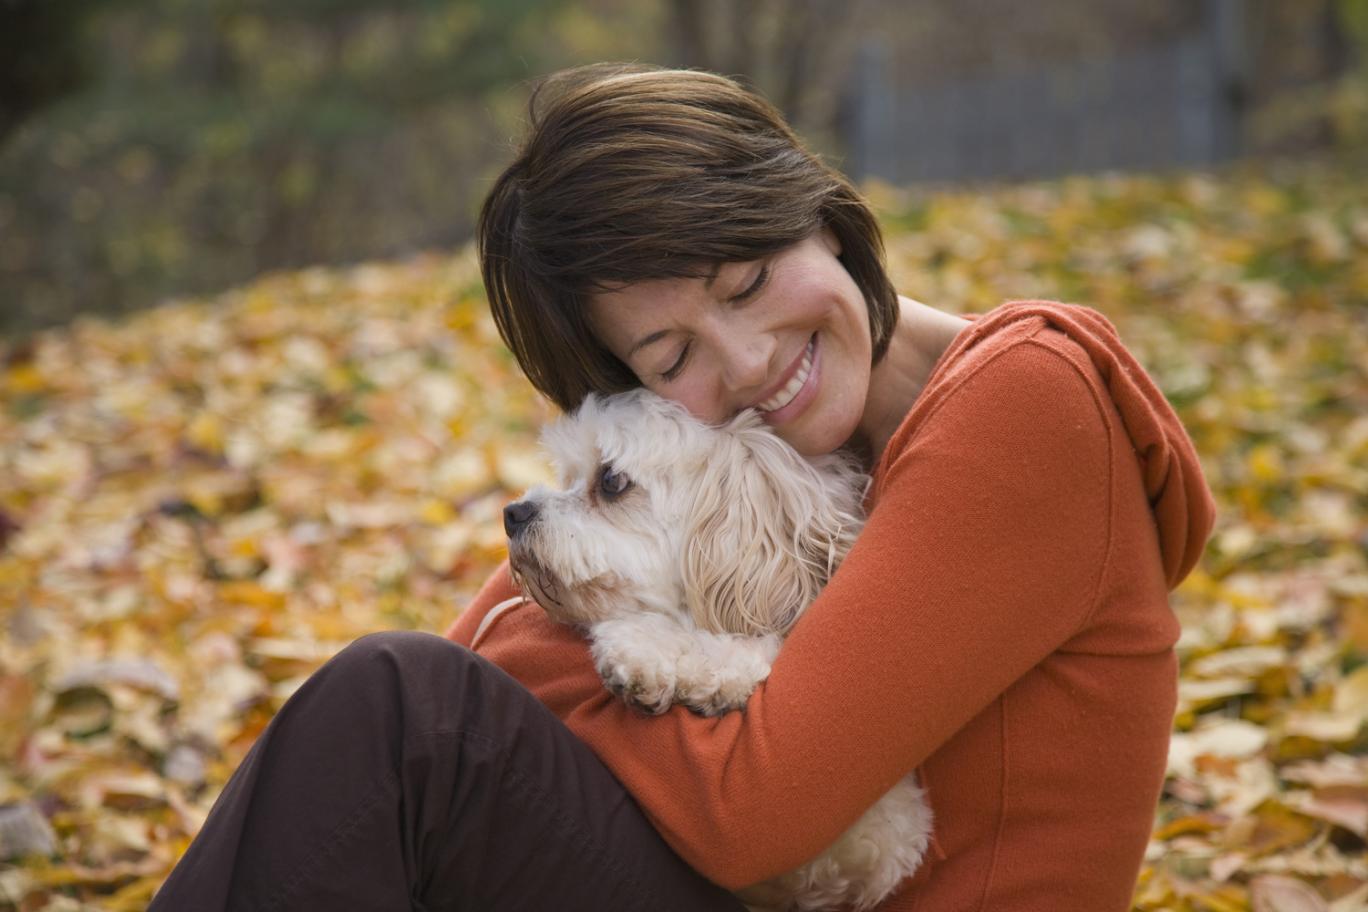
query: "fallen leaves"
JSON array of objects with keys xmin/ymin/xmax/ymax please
[
  {"xmin": 1, "ymin": 161, "xmax": 1365, "ymax": 909},
  {"xmin": 0, "ymin": 254, "xmax": 555, "ymax": 908}
]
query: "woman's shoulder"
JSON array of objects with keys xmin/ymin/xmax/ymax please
[
  {"xmin": 872, "ymin": 298, "xmax": 1216, "ymax": 589},
  {"xmin": 874, "ymin": 301, "xmax": 1119, "ymax": 472},
  {"xmin": 923, "ymin": 300, "xmax": 1115, "ymax": 398}
]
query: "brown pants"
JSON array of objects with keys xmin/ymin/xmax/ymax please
[{"xmin": 150, "ymin": 631, "xmax": 745, "ymax": 911}]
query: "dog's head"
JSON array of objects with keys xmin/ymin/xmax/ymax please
[{"xmin": 503, "ymin": 389, "xmax": 866, "ymax": 636}]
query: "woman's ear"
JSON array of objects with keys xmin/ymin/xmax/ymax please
[{"xmin": 679, "ymin": 417, "xmax": 865, "ymax": 637}]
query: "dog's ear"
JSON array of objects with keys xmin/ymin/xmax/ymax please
[{"xmin": 680, "ymin": 418, "xmax": 866, "ymax": 637}]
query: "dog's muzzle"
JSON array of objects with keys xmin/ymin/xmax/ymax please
[{"xmin": 503, "ymin": 500, "xmax": 540, "ymax": 539}]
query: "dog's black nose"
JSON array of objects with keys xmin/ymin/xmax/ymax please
[{"xmin": 503, "ymin": 500, "xmax": 540, "ymax": 538}]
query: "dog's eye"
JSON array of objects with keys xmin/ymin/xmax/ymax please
[{"xmin": 597, "ymin": 465, "xmax": 632, "ymax": 501}]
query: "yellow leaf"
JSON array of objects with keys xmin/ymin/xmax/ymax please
[
  {"xmin": 186, "ymin": 412, "xmax": 225, "ymax": 453},
  {"xmin": 229, "ymin": 536, "xmax": 260, "ymax": 559},
  {"xmin": 1192, "ymin": 884, "xmax": 1251, "ymax": 912},
  {"xmin": 1229, "ymin": 803, "xmax": 1320, "ymax": 857},
  {"xmin": 419, "ymin": 499, "xmax": 456, "ymax": 525},
  {"xmin": 1246, "ymin": 444, "xmax": 1284, "ymax": 483},
  {"xmin": 1155, "ymin": 811, "xmax": 1230, "ymax": 840},
  {"xmin": 5, "ymin": 363, "xmax": 45, "ymax": 394},
  {"xmin": 217, "ymin": 581, "xmax": 286, "ymax": 611}
]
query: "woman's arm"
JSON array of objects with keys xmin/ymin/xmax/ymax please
[{"xmin": 450, "ymin": 335, "xmax": 1186, "ymax": 888}]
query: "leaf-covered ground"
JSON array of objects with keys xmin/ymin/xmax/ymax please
[{"xmin": 1, "ymin": 161, "xmax": 1366, "ymax": 911}]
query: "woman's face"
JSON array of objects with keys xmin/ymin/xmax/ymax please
[{"xmin": 588, "ymin": 229, "xmax": 872, "ymax": 457}]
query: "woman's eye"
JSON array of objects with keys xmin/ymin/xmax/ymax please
[
  {"xmin": 731, "ymin": 264, "xmax": 770, "ymax": 303},
  {"xmin": 653, "ymin": 263, "xmax": 767, "ymax": 384},
  {"xmin": 597, "ymin": 465, "xmax": 632, "ymax": 500},
  {"xmin": 661, "ymin": 343, "xmax": 690, "ymax": 382}
]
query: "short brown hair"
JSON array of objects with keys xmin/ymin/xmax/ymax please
[{"xmin": 478, "ymin": 63, "xmax": 898, "ymax": 413}]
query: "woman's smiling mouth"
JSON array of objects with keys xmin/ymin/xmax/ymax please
[{"xmin": 755, "ymin": 333, "xmax": 820, "ymax": 422}]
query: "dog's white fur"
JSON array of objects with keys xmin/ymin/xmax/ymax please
[{"xmin": 506, "ymin": 389, "xmax": 932, "ymax": 912}]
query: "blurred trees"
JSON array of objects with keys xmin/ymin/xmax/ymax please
[
  {"xmin": 0, "ymin": 0, "xmax": 115, "ymax": 143},
  {"xmin": 2, "ymin": 0, "xmax": 883, "ymax": 336},
  {"xmin": 1234, "ymin": 0, "xmax": 1367, "ymax": 152},
  {"xmin": 665, "ymin": 0, "xmax": 867, "ymax": 136},
  {"xmin": 0, "ymin": 0, "xmax": 642, "ymax": 334},
  {"xmin": 1326, "ymin": 0, "xmax": 1368, "ymax": 145}
]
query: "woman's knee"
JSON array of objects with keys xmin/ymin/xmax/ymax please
[
  {"xmin": 304, "ymin": 631, "xmax": 476, "ymax": 715},
  {"xmin": 319, "ymin": 631, "xmax": 521, "ymax": 729},
  {"xmin": 333, "ymin": 630, "xmax": 471, "ymax": 674}
]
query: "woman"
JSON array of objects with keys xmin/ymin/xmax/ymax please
[{"xmin": 151, "ymin": 64, "xmax": 1215, "ymax": 911}]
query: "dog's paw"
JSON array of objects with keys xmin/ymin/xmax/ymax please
[
  {"xmin": 588, "ymin": 617, "xmax": 781, "ymax": 717},
  {"xmin": 678, "ymin": 688, "xmax": 746, "ymax": 717},
  {"xmin": 588, "ymin": 616, "xmax": 693, "ymax": 714},
  {"xmin": 674, "ymin": 632, "xmax": 781, "ymax": 716},
  {"xmin": 598, "ymin": 659, "xmax": 679, "ymax": 715}
]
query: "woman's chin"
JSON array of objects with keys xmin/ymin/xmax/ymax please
[{"xmin": 781, "ymin": 399, "xmax": 865, "ymax": 458}]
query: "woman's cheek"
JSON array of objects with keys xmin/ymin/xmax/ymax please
[{"xmin": 677, "ymin": 380, "xmax": 724, "ymax": 424}]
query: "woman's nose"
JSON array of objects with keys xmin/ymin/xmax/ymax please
[{"xmin": 718, "ymin": 332, "xmax": 775, "ymax": 395}]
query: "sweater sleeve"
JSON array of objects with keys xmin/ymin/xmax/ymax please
[{"xmin": 453, "ymin": 338, "xmax": 1115, "ymax": 889}]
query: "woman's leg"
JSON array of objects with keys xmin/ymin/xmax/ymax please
[{"xmin": 150, "ymin": 630, "xmax": 745, "ymax": 912}]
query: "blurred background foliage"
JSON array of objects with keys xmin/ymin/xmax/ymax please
[
  {"xmin": 0, "ymin": 0, "xmax": 650, "ymax": 332},
  {"xmin": 0, "ymin": 0, "xmax": 1366, "ymax": 336}
]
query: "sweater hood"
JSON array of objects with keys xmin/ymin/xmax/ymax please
[{"xmin": 935, "ymin": 301, "xmax": 1216, "ymax": 590}]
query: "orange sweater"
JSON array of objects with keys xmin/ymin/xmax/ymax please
[{"xmin": 446, "ymin": 301, "xmax": 1216, "ymax": 911}]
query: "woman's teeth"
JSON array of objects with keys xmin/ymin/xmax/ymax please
[{"xmin": 758, "ymin": 339, "xmax": 814, "ymax": 413}]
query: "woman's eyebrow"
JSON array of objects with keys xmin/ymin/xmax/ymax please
[{"xmin": 628, "ymin": 330, "xmax": 671, "ymax": 358}]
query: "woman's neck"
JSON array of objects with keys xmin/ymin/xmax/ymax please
[{"xmin": 856, "ymin": 297, "xmax": 972, "ymax": 464}]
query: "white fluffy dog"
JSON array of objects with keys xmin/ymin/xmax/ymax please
[{"xmin": 502, "ymin": 388, "xmax": 932, "ymax": 912}]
